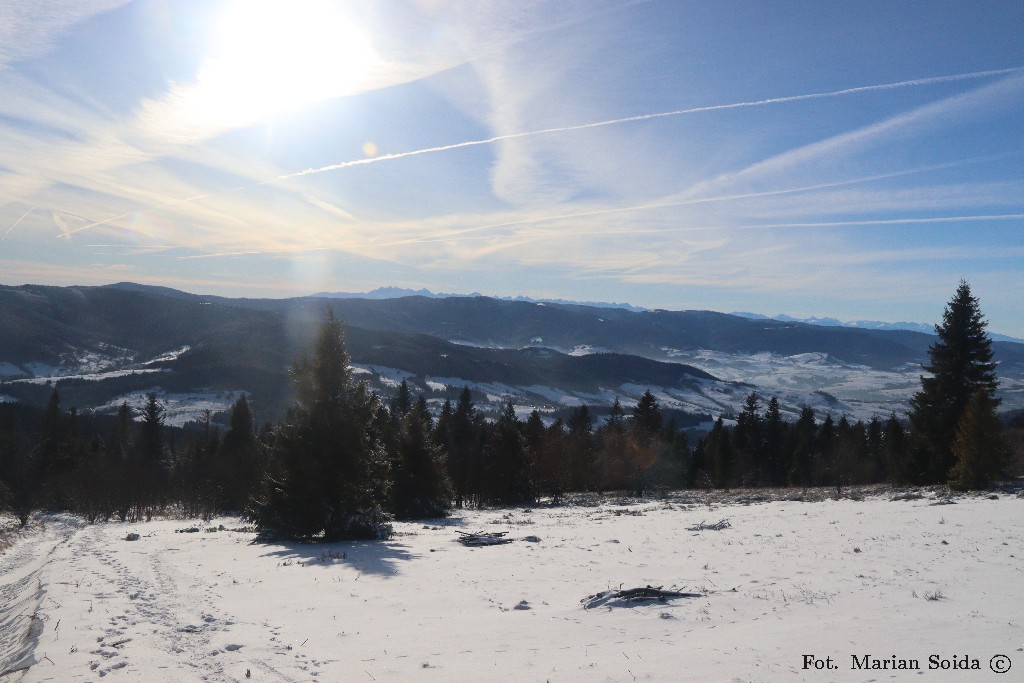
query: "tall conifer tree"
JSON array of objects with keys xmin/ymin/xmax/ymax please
[
  {"xmin": 248, "ymin": 309, "xmax": 391, "ymax": 540},
  {"xmin": 908, "ymin": 281, "xmax": 999, "ymax": 483}
]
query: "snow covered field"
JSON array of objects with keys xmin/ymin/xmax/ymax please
[{"xmin": 2, "ymin": 489, "xmax": 1022, "ymax": 682}]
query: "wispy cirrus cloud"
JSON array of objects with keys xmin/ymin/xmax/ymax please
[
  {"xmin": 0, "ymin": 0, "xmax": 130, "ymax": 67},
  {"xmin": 683, "ymin": 72, "xmax": 1024, "ymax": 199}
]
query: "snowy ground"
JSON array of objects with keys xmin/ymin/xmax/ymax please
[{"xmin": 2, "ymin": 489, "xmax": 1022, "ymax": 682}]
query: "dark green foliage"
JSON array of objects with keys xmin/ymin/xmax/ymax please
[
  {"xmin": 733, "ymin": 392, "xmax": 763, "ymax": 486},
  {"xmin": 763, "ymin": 397, "xmax": 787, "ymax": 485},
  {"xmin": 0, "ymin": 409, "xmax": 38, "ymax": 526},
  {"xmin": 644, "ymin": 420, "xmax": 689, "ymax": 493},
  {"xmin": 566, "ymin": 405, "xmax": 596, "ymax": 491},
  {"xmin": 883, "ymin": 414, "xmax": 909, "ymax": 485},
  {"xmin": 632, "ymin": 390, "xmax": 663, "ymax": 436},
  {"xmin": 788, "ymin": 406, "xmax": 817, "ymax": 487},
  {"xmin": 480, "ymin": 402, "xmax": 534, "ymax": 506},
  {"xmin": 707, "ymin": 418, "xmax": 733, "ymax": 489},
  {"xmin": 246, "ymin": 310, "xmax": 392, "ymax": 541},
  {"xmin": 391, "ymin": 395, "xmax": 453, "ymax": 519},
  {"xmin": 137, "ymin": 393, "xmax": 168, "ymax": 517},
  {"xmin": 175, "ymin": 411, "xmax": 220, "ymax": 519},
  {"xmin": 440, "ymin": 388, "xmax": 484, "ymax": 507},
  {"xmin": 866, "ymin": 417, "xmax": 885, "ymax": 482},
  {"xmin": 217, "ymin": 395, "xmax": 264, "ymax": 511},
  {"xmin": 530, "ymin": 417, "xmax": 571, "ymax": 502},
  {"xmin": 390, "ymin": 380, "xmax": 412, "ymax": 418},
  {"xmin": 948, "ymin": 390, "xmax": 1010, "ymax": 490},
  {"xmin": 908, "ymin": 281, "xmax": 999, "ymax": 483},
  {"xmin": 596, "ymin": 399, "xmax": 630, "ymax": 491}
]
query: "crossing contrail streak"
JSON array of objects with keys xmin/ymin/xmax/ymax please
[
  {"xmin": 3, "ymin": 206, "xmax": 35, "ymax": 239},
  {"xmin": 274, "ymin": 67, "xmax": 1023, "ymax": 181},
  {"xmin": 63, "ymin": 66, "xmax": 1021, "ymax": 237}
]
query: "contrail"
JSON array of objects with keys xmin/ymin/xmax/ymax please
[
  {"xmin": 517, "ymin": 212, "xmax": 1024, "ymax": 237},
  {"xmin": 274, "ymin": 66, "xmax": 1023, "ymax": 182},
  {"xmin": 721, "ymin": 213, "xmax": 1024, "ymax": 231},
  {"xmin": 3, "ymin": 206, "xmax": 35, "ymax": 239},
  {"xmin": 64, "ymin": 189, "xmax": 244, "ymax": 237},
  {"xmin": 63, "ymin": 66, "xmax": 1021, "ymax": 236}
]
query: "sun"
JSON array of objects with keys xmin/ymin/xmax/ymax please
[{"xmin": 194, "ymin": 0, "xmax": 375, "ymax": 126}]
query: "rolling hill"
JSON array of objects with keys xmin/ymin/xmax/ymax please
[{"xmin": 2, "ymin": 283, "xmax": 1022, "ymax": 427}]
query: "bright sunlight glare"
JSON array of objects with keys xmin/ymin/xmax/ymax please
[{"xmin": 191, "ymin": 0, "xmax": 374, "ymax": 127}]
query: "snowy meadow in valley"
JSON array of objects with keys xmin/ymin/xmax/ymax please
[{"xmin": 2, "ymin": 488, "xmax": 1022, "ymax": 682}]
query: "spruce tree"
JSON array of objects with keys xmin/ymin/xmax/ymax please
[
  {"xmin": 596, "ymin": 399, "xmax": 631, "ymax": 491},
  {"xmin": 788, "ymin": 406, "xmax": 817, "ymax": 487},
  {"xmin": 908, "ymin": 281, "xmax": 999, "ymax": 483},
  {"xmin": 632, "ymin": 390, "xmax": 663, "ymax": 436},
  {"xmin": 138, "ymin": 393, "xmax": 167, "ymax": 516},
  {"xmin": 481, "ymin": 402, "xmax": 534, "ymax": 505},
  {"xmin": 537, "ymin": 418, "xmax": 570, "ymax": 502},
  {"xmin": 566, "ymin": 405, "xmax": 595, "ymax": 491},
  {"xmin": 708, "ymin": 417, "xmax": 733, "ymax": 489},
  {"xmin": 883, "ymin": 413, "xmax": 909, "ymax": 485},
  {"xmin": 248, "ymin": 310, "xmax": 391, "ymax": 540},
  {"xmin": 629, "ymin": 391, "xmax": 664, "ymax": 495},
  {"xmin": 446, "ymin": 387, "xmax": 482, "ymax": 507},
  {"xmin": 218, "ymin": 395, "xmax": 262, "ymax": 510},
  {"xmin": 734, "ymin": 392, "xmax": 763, "ymax": 485},
  {"xmin": 390, "ymin": 379, "xmax": 413, "ymax": 418},
  {"xmin": 947, "ymin": 390, "xmax": 1010, "ymax": 490},
  {"xmin": 763, "ymin": 397, "xmax": 786, "ymax": 485},
  {"xmin": 392, "ymin": 395, "xmax": 452, "ymax": 519}
]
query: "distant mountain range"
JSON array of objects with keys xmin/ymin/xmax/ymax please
[
  {"xmin": 2, "ymin": 283, "xmax": 1022, "ymax": 429},
  {"xmin": 731, "ymin": 311, "xmax": 1024, "ymax": 344},
  {"xmin": 313, "ymin": 286, "xmax": 1024, "ymax": 342},
  {"xmin": 313, "ymin": 287, "xmax": 648, "ymax": 313}
]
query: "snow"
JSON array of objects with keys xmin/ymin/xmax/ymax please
[
  {"xmin": 10, "ymin": 368, "xmax": 168, "ymax": 385},
  {"xmin": 659, "ymin": 349, "xmax": 929, "ymax": 420},
  {"xmin": 2, "ymin": 490, "xmax": 1021, "ymax": 682},
  {"xmin": 567, "ymin": 345, "xmax": 614, "ymax": 356},
  {"xmin": 140, "ymin": 346, "xmax": 192, "ymax": 365},
  {"xmin": 91, "ymin": 390, "xmax": 249, "ymax": 427},
  {"xmin": 5, "ymin": 345, "xmax": 191, "ymax": 387},
  {"xmin": 351, "ymin": 364, "xmax": 415, "ymax": 386},
  {"xmin": 521, "ymin": 385, "xmax": 586, "ymax": 406}
]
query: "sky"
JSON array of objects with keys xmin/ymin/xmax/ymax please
[{"xmin": 1, "ymin": 0, "xmax": 1023, "ymax": 335}]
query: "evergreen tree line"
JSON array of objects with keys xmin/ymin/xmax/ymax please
[
  {"xmin": 0, "ymin": 282, "xmax": 1015, "ymax": 538},
  {"xmin": 0, "ymin": 391, "xmax": 264, "ymax": 527}
]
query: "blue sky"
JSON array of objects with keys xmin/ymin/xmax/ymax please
[{"xmin": 2, "ymin": 1, "xmax": 1023, "ymax": 335}]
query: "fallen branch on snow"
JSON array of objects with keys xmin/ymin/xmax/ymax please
[
  {"xmin": 456, "ymin": 531, "xmax": 513, "ymax": 547},
  {"xmin": 686, "ymin": 518, "xmax": 730, "ymax": 531},
  {"xmin": 582, "ymin": 585, "xmax": 703, "ymax": 609}
]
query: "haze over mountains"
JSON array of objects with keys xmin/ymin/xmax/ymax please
[{"xmin": 2, "ymin": 283, "xmax": 1022, "ymax": 429}]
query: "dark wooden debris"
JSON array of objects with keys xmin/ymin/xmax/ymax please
[
  {"xmin": 456, "ymin": 530, "xmax": 513, "ymax": 547},
  {"xmin": 582, "ymin": 585, "xmax": 703, "ymax": 609},
  {"xmin": 686, "ymin": 518, "xmax": 731, "ymax": 531}
]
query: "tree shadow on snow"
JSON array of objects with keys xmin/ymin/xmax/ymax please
[{"xmin": 259, "ymin": 539, "xmax": 417, "ymax": 577}]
